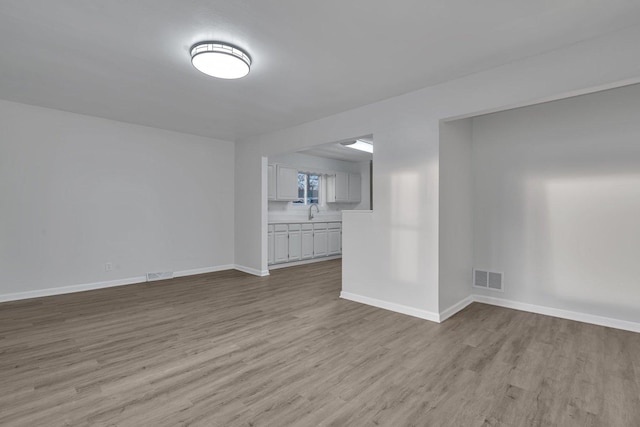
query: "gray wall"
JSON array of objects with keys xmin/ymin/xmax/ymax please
[
  {"xmin": 471, "ymin": 84, "xmax": 640, "ymax": 323},
  {"xmin": 0, "ymin": 100, "xmax": 235, "ymax": 298},
  {"xmin": 439, "ymin": 119, "xmax": 473, "ymax": 312}
]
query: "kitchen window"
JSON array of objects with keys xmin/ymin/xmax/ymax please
[{"xmin": 293, "ymin": 172, "xmax": 320, "ymax": 205}]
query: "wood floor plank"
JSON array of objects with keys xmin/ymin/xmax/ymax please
[{"xmin": 1, "ymin": 260, "xmax": 639, "ymax": 426}]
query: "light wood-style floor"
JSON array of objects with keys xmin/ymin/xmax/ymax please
[{"xmin": 1, "ymin": 260, "xmax": 639, "ymax": 426}]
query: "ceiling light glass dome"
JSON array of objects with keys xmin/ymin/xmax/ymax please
[{"xmin": 190, "ymin": 42, "xmax": 251, "ymax": 79}]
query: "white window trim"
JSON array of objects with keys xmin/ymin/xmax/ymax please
[{"xmin": 290, "ymin": 172, "xmax": 323, "ymax": 207}]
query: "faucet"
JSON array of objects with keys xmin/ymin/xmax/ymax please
[{"xmin": 308, "ymin": 203, "xmax": 320, "ymax": 220}]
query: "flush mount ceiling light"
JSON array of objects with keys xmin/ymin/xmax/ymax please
[
  {"xmin": 342, "ymin": 139, "xmax": 373, "ymax": 154},
  {"xmin": 190, "ymin": 42, "xmax": 251, "ymax": 79}
]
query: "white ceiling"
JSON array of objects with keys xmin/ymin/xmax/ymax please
[
  {"xmin": 301, "ymin": 138, "xmax": 373, "ymax": 163},
  {"xmin": 1, "ymin": 1, "xmax": 640, "ymax": 141}
]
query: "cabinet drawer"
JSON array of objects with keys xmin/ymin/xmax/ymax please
[
  {"xmin": 301, "ymin": 223, "xmax": 314, "ymax": 231},
  {"xmin": 288, "ymin": 224, "xmax": 301, "ymax": 232},
  {"xmin": 268, "ymin": 224, "xmax": 274, "ymax": 233},
  {"xmin": 313, "ymin": 223, "xmax": 328, "ymax": 230},
  {"xmin": 274, "ymin": 224, "xmax": 288, "ymax": 232},
  {"xmin": 328, "ymin": 222, "xmax": 341, "ymax": 229}
]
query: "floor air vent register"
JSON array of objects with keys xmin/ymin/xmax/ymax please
[{"xmin": 473, "ymin": 269, "xmax": 503, "ymax": 291}]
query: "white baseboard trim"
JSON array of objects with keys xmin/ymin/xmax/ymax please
[
  {"xmin": 173, "ymin": 264, "xmax": 235, "ymax": 278},
  {"xmin": 234, "ymin": 265, "xmax": 270, "ymax": 277},
  {"xmin": 340, "ymin": 291, "xmax": 439, "ymax": 322},
  {"xmin": 0, "ymin": 264, "xmax": 238, "ymax": 303},
  {"xmin": 473, "ymin": 295, "xmax": 640, "ymax": 334},
  {"xmin": 439, "ymin": 296, "xmax": 474, "ymax": 322},
  {"xmin": 338, "ymin": 290, "xmax": 640, "ymax": 333},
  {"xmin": 268, "ymin": 255, "xmax": 342, "ymax": 270},
  {"xmin": 0, "ymin": 276, "xmax": 147, "ymax": 303}
]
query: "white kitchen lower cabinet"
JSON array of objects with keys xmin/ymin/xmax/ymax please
[
  {"xmin": 268, "ymin": 221, "xmax": 341, "ymax": 268},
  {"xmin": 288, "ymin": 224, "xmax": 301, "ymax": 261},
  {"xmin": 274, "ymin": 233, "xmax": 288, "ymax": 263},
  {"xmin": 313, "ymin": 223, "xmax": 328, "ymax": 257},
  {"xmin": 301, "ymin": 226, "xmax": 314, "ymax": 259},
  {"xmin": 274, "ymin": 224, "xmax": 289, "ymax": 264},
  {"xmin": 267, "ymin": 226, "xmax": 275, "ymax": 265},
  {"xmin": 328, "ymin": 228, "xmax": 341, "ymax": 255}
]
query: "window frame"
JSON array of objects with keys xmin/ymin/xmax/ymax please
[{"xmin": 291, "ymin": 171, "xmax": 322, "ymax": 206}]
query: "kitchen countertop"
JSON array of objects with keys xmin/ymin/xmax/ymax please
[{"xmin": 268, "ymin": 219, "xmax": 342, "ymax": 224}]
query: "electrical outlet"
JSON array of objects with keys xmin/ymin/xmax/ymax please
[{"xmin": 104, "ymin": 262, "xmax": 113, "ymax": 272}]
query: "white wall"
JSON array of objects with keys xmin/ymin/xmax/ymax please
[
  {"xmin": 472, "ymin": 84, "xmax": 640, "ymax": 324},
  {"xmin": 268, "ymin": 152, "xmax": 370, "ymax": 221},
  {"xmin": 234, "ymin": 143, "xmax": 266, "ymax": 275},
  {"xmin": 0, "ymin": 100, "xmax": 235, "ymax": 298},
  {"xmin": 342, "ymin": 121, "xmax": 441, "ymax": 316},
  {"xmin": 439, "ymin": 119, "xmax": 473, "ymax": 313},
  {"xmin": 234, "ymin": 24, "xmax": 640, "ymax": 317},
  {"xmin": 356, "ymin": 160, "xmax": 372, "ymax": 212}
]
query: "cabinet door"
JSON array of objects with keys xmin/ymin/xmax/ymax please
[
  {"xmin": 268, "ymin": 164, "xmax": 276, "ymax": 200},
  {"xmin": 313, "ymin": 230, "xmax": 327, "ymax": 257},
  {"xmin": 276, "ymin": 165, "xmax": 299, "ymax": 201},
  {"xmin": 328, "ymin": 229, "xmax": 341, "ymax": 255},
  {"xmin": 348, "ymin": 173, "xmax": 361, "ymax": 203},
  {"xmin": 274, "ymin": 232, "xmax": 289, "ymax": 263},
  {"xmin": 268, "ymin": 232, "xmax": 275, "ymax": 265},
  {"xmin": 325, "ymin": 175, "xmax": 336, "ymax": 203},
  {"xmin": 301, "ymin": 231, "xmax": 314, "ymax": 259},
  {"xmin": 334, "ymin": 172, "xmax": 349, "ymax": 202},
  {"xmin": 288, "ymin": 231, "xmax": 301, "ymax": 261}
]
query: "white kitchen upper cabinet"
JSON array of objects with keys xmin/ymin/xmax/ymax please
[
  {"xmin": 268, "ymin": 164, "xmax": 276, "ymax": 200},
  {"xmin": 301, "ymin": 230, "xmax": 314, "ymax": 259},
  {"xmin": 326, "ymin": 172, "xmax": 349, "ymax": 203},
  {"xmin": 276, "ymin": 165, "xmax": 299, "ymax": 201},
  {"xmin": 288, "ymin": 225, "xmax": 301, "ymax": 261},
  {"xmin": 328, "ymin": 229, "xmax": 341, "ymax": 255},
  {"xmin": 335, "ymin": 172, "xmax": 349, "ymax": 202},
  {"xmin": 274, "ymin": 231, "xmax": 289, "ymax": 263},
  {"xmin": 348, "ymin": 173, "xmax": 361, "ymax": 203}
]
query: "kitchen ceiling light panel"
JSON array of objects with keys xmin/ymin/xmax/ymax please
[{"xmin": 343, "ymin": 139, "xmax": 373, "ymax": 153}]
